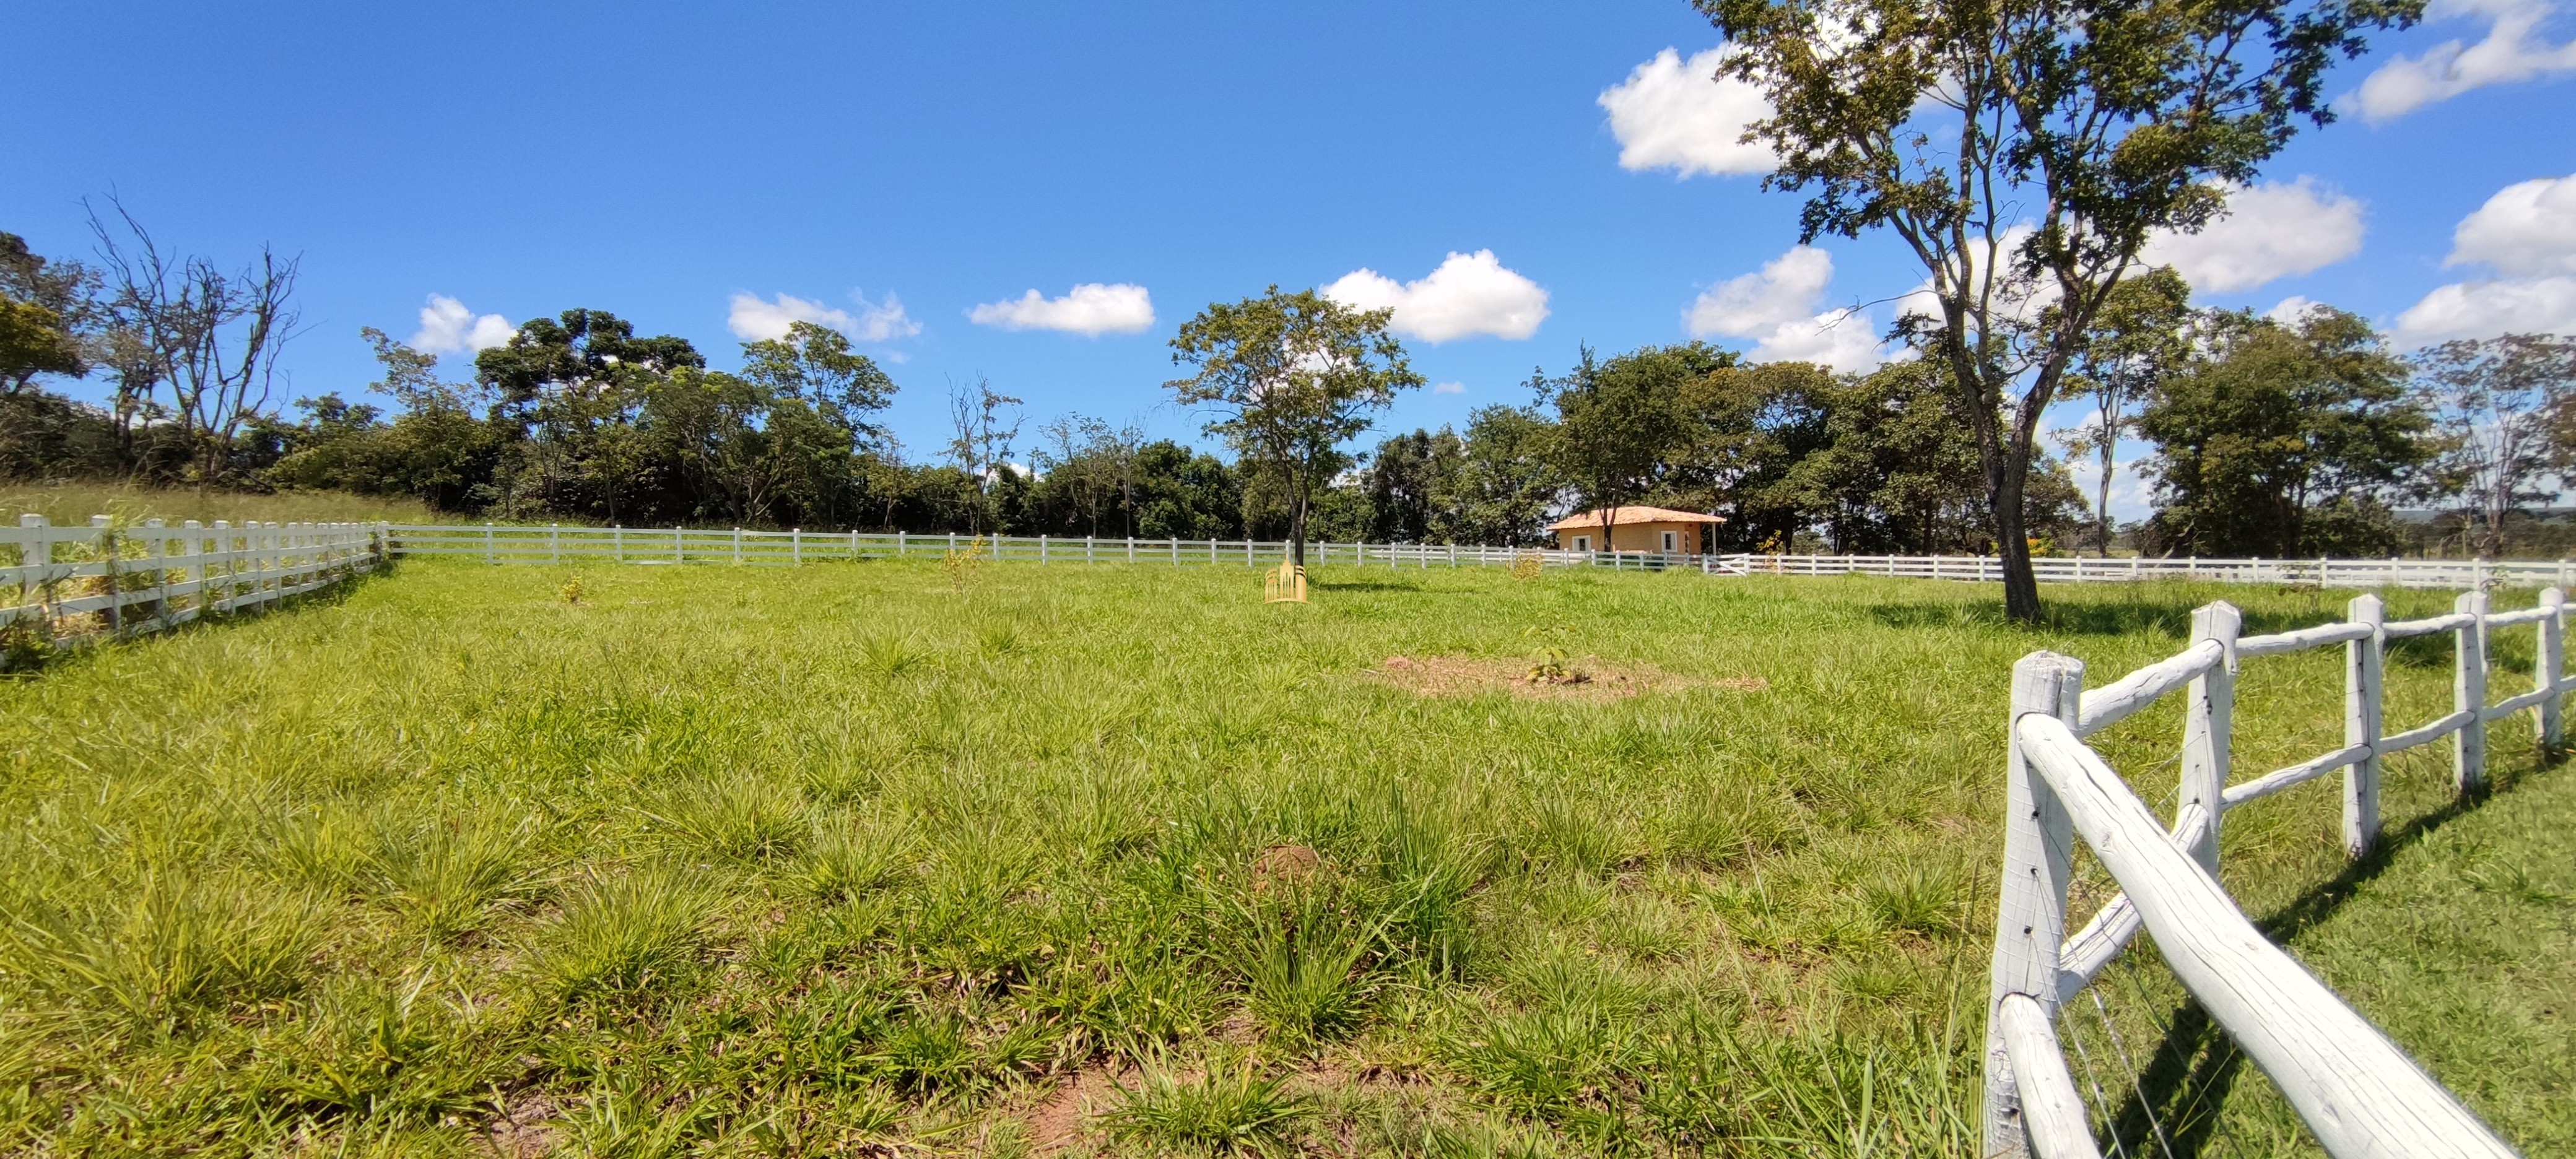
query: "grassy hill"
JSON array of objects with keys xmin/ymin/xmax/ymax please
[{"xmin": 0, "ymin": 560, "xmax": 2564, "ymax": 1156}]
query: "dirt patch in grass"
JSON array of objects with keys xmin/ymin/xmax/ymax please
[
  {"xmin": 1027, "ymin": 1065, "xmax": 1129, "ymax": 1155},
  {"xmin": 1365, "ymin": 654, "xmax": 1765, "ymax": 701},
  {"xmin": 482, "ymin": 1090, "xmax": 560, "ymax": 1158}
]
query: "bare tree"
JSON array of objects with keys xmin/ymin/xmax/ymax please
[
  {"xmin": 946, "ymin": 375, "xmax": 1022, "ymax": 533},
  {"xmin": 2421, "ymin": 333, "xmax": 2576, "ymax": 557},
  {"xmin": 88, "ymin": 198, "xmax": 302, "ymax": 485}
]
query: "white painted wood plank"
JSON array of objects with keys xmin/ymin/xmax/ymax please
[
  {"xmin": 2239, "ymin": 620, "xmax": 2374, "ymax": 658},
  {"xmin": 2019, "ymin": 715, "xmax": 2521, "ymax": 1159},
  {"xmin": 2224, "ymin": 744, "xmax": 2371, "ymax": 807},
  {"xmin": 1996, "ymin": 993, "xmax": 2106, "ymax": 1159},
  {"xmin": 2076, "ymin": 640, "xmax": 2223, "ymax": 737}
]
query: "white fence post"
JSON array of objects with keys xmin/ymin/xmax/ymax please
[
  {"xmin": 1983, "ymin": 651, "xmax": 2084, "ymax": 1158},
  {"xmin": 2180, "ymin": 602, "xmax": 2241, "ymax": 873},
  {"xmin": 2456, "ymin": 589, "xmax": 2489, "ymax": 794},
  {"xmin": 2346, "ymin": 594, "xmax": 2386, "ymax": 857},
  {"xmin": 2538, "ymin": 587, "xmax": 2565, "ymax": 752}
]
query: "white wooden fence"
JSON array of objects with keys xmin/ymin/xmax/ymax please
[
  {"xmin": 381, "ymin": 524, "xmax": 1605, "ymax": 570},
  {"xmin": 1983, "ymin": 591, "xmax": 2555, "ymax": 1158},
  {"xmin": 1718, "ymin": 552, "xmax": 2574, "ymax": 589},
  {"xmin": 1, "ymin": 515, "xmax": 389, "ymax": 658},
  {"xmin": 381, "ymin": 524, "xmax": 2572, "ymax": 590}
]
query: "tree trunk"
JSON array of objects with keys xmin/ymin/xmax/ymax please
[
  {"xmin": 2096, "ymin": 442, "xmax": 2115, "ymax": 558},
  {"xmin": 1290, "ymin": 483, "xmax": 1309, "ymax": 568},
  {"xmin": 1991, "ymin": 461, "xmax": 2040, "ymax": 622}
]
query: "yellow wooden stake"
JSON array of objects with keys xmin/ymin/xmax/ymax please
[{"xmin": 1264, "ymin": 561, "xmax": 1308, "ymax": 604}]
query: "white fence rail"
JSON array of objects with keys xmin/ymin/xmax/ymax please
[
  {"xmin": 383, "ymin": 524, "xmax": 2570, "ymax": 589},
  {"xmin": 1721, "ymin": 552, "xmax": 2574, "ymax": 589},
  {"xmin": 382, "ymin": 524, "xmax": 1614, "ymax": 570},
  {"xmin": 1984, "ymin": 591, "xmax": 2553, "ymax": 1157},
  {"xmin": 1, "ymin": 515, "xmax": 389, "ymax": 658}
]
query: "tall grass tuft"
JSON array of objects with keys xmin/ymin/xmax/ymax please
[
  {"xmin": 1, "ymin": 870, "xmax": 318, "ymax": 1033},
  {"xmin": 794, "ymin": 810, "xmax": 918, "ymax": 901},
  {"xmin": 1241, "ymin": 884, "xmax": 1380, "ymax": 1049},
  {"xmin": 1101, "ymin": 1052, "xmax": 1310, "ymax": 1157},
  {"xmin": 370, "ymin": 817, "xmax": 544, "ymax": 939},
  {"xmin": 528, "ymin": 866, "xmax": 713, "ymax": 1001},
  {"xmin": 642, "ymin": 776, "xmax": 808, "ymax": 864}
]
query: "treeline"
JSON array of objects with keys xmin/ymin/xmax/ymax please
[{"xmin": 6, "ymin": 223, "xmax": 2573, "ymax": 556}]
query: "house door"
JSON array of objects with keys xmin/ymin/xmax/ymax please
[{"xmin": 1660, "ymin": 531, "xmax": 1677, "ymax": 552}]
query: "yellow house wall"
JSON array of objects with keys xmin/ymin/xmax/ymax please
[{"xmin": 1554, "ymin": 521, "xmax": 1702, "ymax": 553}]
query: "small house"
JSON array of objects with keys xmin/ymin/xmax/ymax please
[{"xmin": 1547, "ymin": 506, "xmax": 1724, "ymax": 554}]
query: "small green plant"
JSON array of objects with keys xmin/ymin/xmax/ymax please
[
  {"xmin": 1521, "ymin": 620, "xmax": 1586, "ymax": 685},
  {"xmin": 0, "ymin": 617, "xmax": 53, "ymax": 671},
  {"xmin": 1101, "ymin": 1051, "xmax": 1310, "ymax": 1157},
  {"xmin": 943, "ymin": 536, "xmax": 988, "ymax": 593},
  {"xmin": 1510, "ymin": 551, "xmax": 1544, "ymax": 581},
  {"xmin": 560, "ymin": 575, "xmax": 586, "ymax": 604}
]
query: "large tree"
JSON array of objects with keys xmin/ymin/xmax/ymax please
[
  {"xmin": 2138, "ymin": 306, "xmax": 2429, "ymax": 557},
  {"xmin": 1699, "ymin": 0, "xmax": 2419, "ymax": 618},
  {"xmin": 1167, "ymin": 288, "xmax": 1421, "ymax": 566},
  {"xmin": 476, "ymin": 308, "xmax": 702, "ymax": 521},
  {"xmin": 1546, "ymin": 342, "xmax": 1734, "ymax": 551}
]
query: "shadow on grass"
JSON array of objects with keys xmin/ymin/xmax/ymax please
[
  {"xmin": 2100, "ymin": 764, "xmax": 2538, "ymax": 1155},
  {"xmin": 1865, "ymin": 596, "xmax": 2341, "ymax": 639},
  {"xmin": 1, "ymin": 558, "xmax": 393, "ymax": 679},
  {"xmin": 1310, "ymin": 579, "xmax": 1430, "ymax": 593}
]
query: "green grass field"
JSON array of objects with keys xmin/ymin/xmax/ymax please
[
  {"xmin": 0, "ymin": 558, "xmax": 2567, "ymax": 1157},
  {"xmin": 0, "ymin": 481, "xmax": 442, "ymax": 528}
]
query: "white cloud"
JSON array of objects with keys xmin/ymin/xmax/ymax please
[
  {"xmin": 966, "ymin": 283, "xmax": 1155, "ymax": 336},
  {"xmin": 2448, "ymin": 172, "xmax": 2576, "ymax": 275},
  {"xmin": 1433, "ymin": 381, "xmax": 1467, "ymax": 394},
  {"xmin": 2391, "ymin": 171, "xmax": 2576, "ymax": 345},
  {"xmin": 1683, "ymin": 245, "xmax": 1888, "ymax": 372},
  {"xmin": 1598, "ymin": 47, "xmax": 1775, "ymax": 178},
  {"xmin": 728, "ymin": 290, "xmax": 920, "ymax": 343},
  {"xmin": 2265, "ymin": 295, "xmax": 2325, "ymax": 326},
  {"xmin": 2354, "ymin": 0, "xmax": 2576, "ymax": 122},
  {"xmin": 1323, "ymin": 250, "xmax": 1549, "ymax": 342},
  {"xmin": 411, "ymin": 295, "xmax": 513, "ymax": 355},
  {"xmin": 2393, "ymin": 276, "xmax": 2576, "ymax": 344},
  {"xmin": 2139, "ymin": 178, "xmax": 2365, "ymax": 294}
]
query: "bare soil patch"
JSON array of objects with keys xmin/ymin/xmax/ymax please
[{"xmin": 1367, "ymin": 654, "xmax": 1765, "ymax": 701}]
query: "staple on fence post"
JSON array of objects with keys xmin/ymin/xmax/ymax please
[
  {"xmin": 1984, "ymin": 651, "xmax": 2084, "ymax": 1159},
  {"xmin": 2539, "ymin": 587, "xmax": 2565, "ymax": 753},
  {"xmin": 2180, "ymin": 601, "xmax": 2240, "ymax": 874},
  {"xmin": 2346, "ymin": 594, "xmax": 2386, "ymax": 857},
  {"xmin": 2456, "ymin": 589, "xmax": 2489, "ymax": 795}
]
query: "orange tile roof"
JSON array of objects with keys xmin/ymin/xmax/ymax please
[{"xmin": 1545, "ymin": 505, "xmax": 1726, "ymax": 531}]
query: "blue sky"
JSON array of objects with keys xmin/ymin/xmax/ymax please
[{"xmin": 9, "ymin": 0, "xmax": 2576, "ymax": 516}]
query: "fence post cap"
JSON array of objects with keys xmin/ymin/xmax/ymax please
[{"xmin": 90, "ymin": 514, "xmax": 110, "ymax": 527}]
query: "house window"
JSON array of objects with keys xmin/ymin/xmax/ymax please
[
  {"xmin": 1573, "ymin": 536, "xmax": 1590, "ymax": 551},
  {"xmin": 1660, "ymin": 531, "xmax": 1677, "ymax": 552}
]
